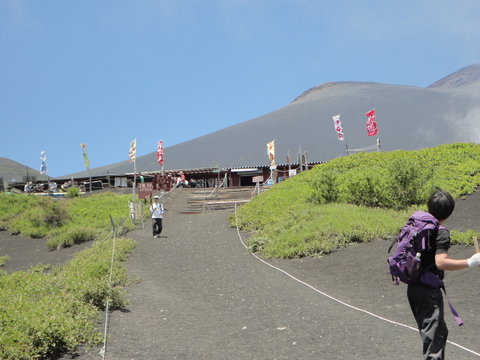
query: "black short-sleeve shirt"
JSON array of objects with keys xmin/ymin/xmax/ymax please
[{"xmin": 420, "ymin": 228, "xmax": 450, "ymax": 275}]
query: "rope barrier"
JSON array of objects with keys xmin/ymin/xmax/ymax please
[
  {"xmin": 99, "ymin": 216, "xmax": 121, "ymax": 359},
  {"xmin": 203, "ymin": 185, "xmax": 218, "ymax": 199},
  {"xmin": 348, "ymin": 144, "xmax": 378, "ymax": 152},
  {"xmin": 233, "ymin": 204, "xmax": 480, "ymax": 357}
]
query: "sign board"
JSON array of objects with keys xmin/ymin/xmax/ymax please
[
  {"xmin": 289, "ymin": 169, "xmax": 297, "ymax": 177},
  {"xmin": 137, "ymin": 182, "xmax": 153, "ymax": 199},
  {"xmin": 252, "ymin": 175, "xmax": 263, "ymax": 183},
  {"xmin": 153, "ymin": 174, "xmax": 171, "ymax": 192}
]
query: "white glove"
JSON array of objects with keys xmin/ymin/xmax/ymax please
[{"xmin": 467, "ymin": 253, "xmax": 480, "ymax": 268}]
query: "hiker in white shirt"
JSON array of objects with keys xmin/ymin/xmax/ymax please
[{"xmin": 150, "ymin": 195, "xmax": 164, "ymax": 238}]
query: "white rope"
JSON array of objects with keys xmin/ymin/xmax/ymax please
[
  {"xmin": 348, "ymin": 144, "xmax": 378, "ymax": 152},
  {"xmin": 99, "ymin": 219, "xmax": 119, "ymax": 359},
  {"xmin": 98, "ymin": 231, "xmax": 113, "ymax": 242},
  {"xmin": 204, "ymin": 185, "xmax": 218, "ymax": 198},
  {"xmin": 233, "ymin": 204, "xmax": 480, "ymax": 357}
]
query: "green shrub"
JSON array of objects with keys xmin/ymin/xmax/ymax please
[
  {"xmin": 310, "ymin": 171, "xmax": 339, "ymax": 204},
  {"xmin": 47, "ymin": 226, "xmax": 97, "ymax": 250},
  {"xmin": 0, "ymin": 192, "xmax": 140, "ymax": 358},
  {"xmin": 0, "ymin": 255, "xmax": 9, "ymax": 267},
  {"xmin": 5, "ymin": 197, "xmax": 69, "ymax": 238},
  {"xmin": 385, "ymin": 157, "xmax": 435, "ymax": 209},
  {"xmin": 309, "ymin": 151, "xmax": 438, "ymax": 209},
  {"xmin": 0, "ymin": 191, "xmax": 137, "ymax": 249},
  {"xmin": 340, "ymin": 170, "xmax": 388, "ymax": 207},
  {"xmin": 9, "ymin": 213, "xmax": 49, "ymax": 238},
  {"xmin": 232, "ymin": 143, "xmax": 480, "ymax": 259},
  {"xmin": 65, "ymin": 187, "xmax": 81, "ymax": 198},
  {"xmin": 450, "ymin": 230, "xmax": 480, "ymax": 246},
  {"xmin": 40, "ymin": 197, "xmax": 69, "ymax": 226},
  {"xmin": 0, "ymin": 237, "xmax": 136, "ymax": 359},
  {"xmin": 0, "ymin": 193, "xmax": 36, "ymax": 222},
  {"xmin": 53, "ymin": 237, "xmax": 136, "ymax": 309},
  {"xmin": 0, "ymin": 270, "xmax": 102, "ymax": 359}
]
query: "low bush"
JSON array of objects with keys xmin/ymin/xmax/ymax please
[
  {"xmin": 310, "ymin": 151, "xmax": 437, "ymax": 209},
  {"xmin": 0, "ymin": 193, "xmax": 36, "ymax": 222},
  {"xmin": 0, "ymin": 270, "xmax": 101, "ymax": 359},
  {"xmin": 0, "ymin": 191, "xmax": 140, "ymax": 358},
  {"xmin": 4, "ymin": 197, "xmax": 69, "ymax": 238},
  {"xmin": 52, "ymin": 237, "xmax": 136, "ymax": 309},
  {"xmin": 65, "ymin": 187, "xmax": 81, "ymax": 198},
  {"xmin": 0, "ymin": 191, "xmax": 138, "ymax": 250},
  {"xmin": 232, "ymin": 143, "xmax": 480, "ymax": 258},
  {"xmin": 47, "ymin": 226, "xmax": 98, "ymax": 250},
  {"xmin": 244, "ymin": 203, "xmax": 407, "ymax": 258},
  {"xmin": 0, "ymin": 237, "xmax": 136, "ymax": 359},
  {"xmin": 0, "ymin": 255, "xmax": 9, "ymax": 267},
  {"xmin": 450, "ymin": 230, "xmax": 480, "ymax": 246}
]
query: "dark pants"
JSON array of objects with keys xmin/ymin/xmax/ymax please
[
  {"xmin": 152, "ymin": 218, "xmax": 163, "ymax": 236},
  {"xmin": 408, "ymin": 282, "xmax": 448, "ymax": 360}
]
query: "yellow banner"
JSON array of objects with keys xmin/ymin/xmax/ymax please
[
  {"xmin": 267, "ymin": 140, "xmax": 275, "ymax": 167},
  {"xmin": 80, "ymin": 143, "xmax": 90, "ymax": 170}
]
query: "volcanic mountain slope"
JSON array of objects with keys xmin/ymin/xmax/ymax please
[
  {"xmin": 59, "ymin": 64, "xmax": 480, "ymax": 178},
  {"xmin": 0, "ymin": 158, "xmax": 48, "ymax": 184},
  {"xmin": 428, "ymin": 63, "xmax": 480, "ymax": 89}
]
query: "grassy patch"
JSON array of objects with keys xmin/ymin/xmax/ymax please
[
  {"xmin": 0, "ymin": 191, "xmax": 140, "ymax": 358},
  {"xmin": 0, "ymin": 191, "xmax": 137, "ymax": 250},
  {"xmin": 0, "ymin": 255, "xmax": 9, "ymax": 267},
  {"xmin": 231, "ymin": 143, "xmax": 480, "ymax": 258},
  {"xmin": 0, "ymin": 236, "xmax": 136, "ymax": 360}
]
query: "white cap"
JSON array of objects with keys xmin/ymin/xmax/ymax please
[{"xmin": 154, "ymin": 196, "xmax": 159, "ymax": 199}]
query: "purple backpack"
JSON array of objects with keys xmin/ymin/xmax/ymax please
[
  {"xmin": 387, "ymin": 210, "xmax": 463, "ymax": 326},
  {"xmin": 388, "ymin": 211, "xmax": 441, "ymax": 285}
]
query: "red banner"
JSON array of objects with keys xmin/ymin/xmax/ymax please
[{"xmin": 365, "ymin": 109, "xmax": 378, "ymax": 136}]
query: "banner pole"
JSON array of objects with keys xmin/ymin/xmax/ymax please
[
  {"xmin": 132, "ymin": 157, "xmax": 137, "ymax": 202},
  {"xmin": 89, "ymin": 169, "xmax": 92, "ymax": 192},
  {"xmin": 131, "ymin": 138, "xmax": 137, "ymax": 202}
]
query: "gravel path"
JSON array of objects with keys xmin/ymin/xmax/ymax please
[{"xmin": 67, "ymin": 205, "xmax": 480, "ymax": 359}]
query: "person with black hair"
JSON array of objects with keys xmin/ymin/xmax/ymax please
[{"xmin": 407, "ymin": 189, "xmax": 480, "ymax": 359}]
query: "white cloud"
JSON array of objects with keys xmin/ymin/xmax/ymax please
[{"xmin": 458, "ymin": 107, "xmax": 480, "ymax": 142}]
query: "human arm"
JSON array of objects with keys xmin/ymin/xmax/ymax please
[
  {"xmin": 435, "ymin": 253, "xmax": 468, "ymax": 270},
  {"xmin": 435, "ymin": 252, "xmax": 480, "ymax": 270}
]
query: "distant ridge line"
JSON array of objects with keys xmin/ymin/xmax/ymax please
[
  {"xmin": 428, "ymin": 63, "xmax": 480, "ymax": 89},
  {"xmin": 291, "ymin": 81, "xmax": 381, "ymax": 103}
]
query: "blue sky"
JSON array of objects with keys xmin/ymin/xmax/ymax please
[{"xmin": 1, "ymin": 0, "xmax": 479, "ymax": 177}]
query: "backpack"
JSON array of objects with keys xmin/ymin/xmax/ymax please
[
  {"xmin": 387, "ymin": 210, "xmax": 440, "ymax": 285},
  {"xmin": 387, "ymin": 210, "xmax": 463, "ymax": 326}
]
